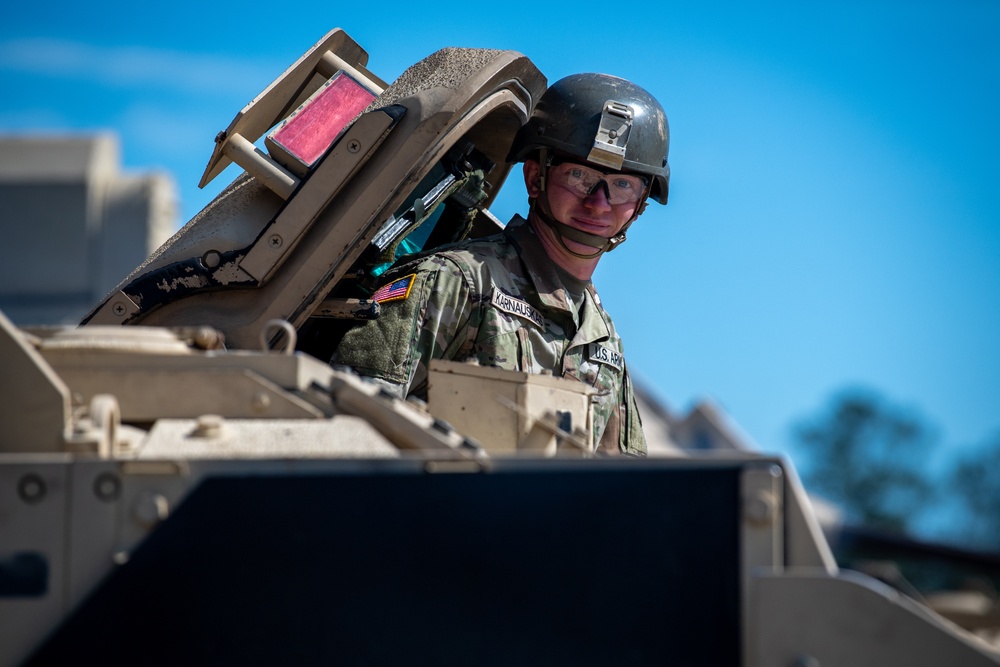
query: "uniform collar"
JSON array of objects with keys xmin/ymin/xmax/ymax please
[
  {"xmin": 505, "ymin": 215, "xmax": 573, "ymax": 313},
  {"xmin": 505, "ymin": 216, "xmax": 611, "ymax": 343}
]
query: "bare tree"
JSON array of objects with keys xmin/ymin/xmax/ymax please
[
  {"xmin": 949, "ymin": 435, "xmax": 1000, "ymax": 552},
  {"xmin": 793, "ymin": 389, "xmax": 935, "ymax": 533}
]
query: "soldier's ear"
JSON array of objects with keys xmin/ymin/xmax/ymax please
[{"xmin": 523, "ymin": 160, "xmax": 542, "ymax": 197}]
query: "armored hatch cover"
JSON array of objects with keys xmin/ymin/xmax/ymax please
[{"xmin": 83, "ymin": 29, "xmax": 546, "ymax": 352}]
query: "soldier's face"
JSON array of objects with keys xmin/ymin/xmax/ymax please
[{"xmin": 524, "ymin": 159, "xmax": 639, "ymax": 245}]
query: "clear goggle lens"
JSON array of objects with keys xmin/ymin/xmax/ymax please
[{"xmin": 548, "ymin": 162, "xmax": 648, "ymax": 205}]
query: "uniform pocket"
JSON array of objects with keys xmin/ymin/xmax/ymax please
[{"xmin": 473, "ymin": 331, "xmax": 523, "ymax": 371}]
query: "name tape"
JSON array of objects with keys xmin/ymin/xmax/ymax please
[
  {"xmin": 491, "ymin": 288, "xmax": 544, "ymax": 328},
  {"xmin": 588, "ymin": 343, "xmax": 624, "ymax": 371}
]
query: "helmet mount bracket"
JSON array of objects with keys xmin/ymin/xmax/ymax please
[{"xmin": 586, "ymin": 101, "xmax": 633, "ymax": 170}]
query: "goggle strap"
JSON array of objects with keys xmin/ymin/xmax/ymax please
[{"xmin": 538, "ymin": 148, "xmax": 550, "ymax": 193}]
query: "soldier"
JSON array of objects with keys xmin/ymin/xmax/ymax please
[{"xmin": 335, "ymin": 73, "xmax": 670, "ymax": 455}]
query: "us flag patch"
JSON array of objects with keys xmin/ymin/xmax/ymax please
[{"xmin": 371, "ymin": 274, "xmax": 416, "ymax": 303}]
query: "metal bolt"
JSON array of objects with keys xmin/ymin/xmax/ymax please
[
  {"xmin": 251, "ymin": 392, "xmax": 271, "ymax": 413},
  {"xmin": 112, "ymin": 302, "xmax": 127, "ymax": 316},
  {"xmin": 347, "ymin": 140, "xmax": 361, "ymax": 153},
  {"xmin": 461, "ymin": 437, "xmax": 483, "ymax": 452},
  {"xmin": 745, "ymin": 489, "xmax": 776, "ymax": 525},
  {"xmin": 191, "ymin": 414, "xmax": 225, "ymax": 438},
  {"xmin": 190, "ymin": 326, "xmax": 225, "ymax": 350},
  {"xmin": 432, "ymin": 418, "xmax": 454, "ymax": 435},
  {"xmin": 268, "ymin": 234, "xmax": 283, "ymax": 248},
  {"xmin": 18, "ymin": 474, "xmax": 46, "ymax": 504},
  {"xmin": 133, "ymin": 491, "xmax": 170, "ymax": 527},
  {"xmin": 202, "ymin": 250, "xmax": 222, "ymax": 269},
  {"xmin": 93, "ymin": 472, "xmax": 121, "ymax": 502},
  {"xmin": 406, "ymin": 395, "xmax": 428, "ymax": 411}
]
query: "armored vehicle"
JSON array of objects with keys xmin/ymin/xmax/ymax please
[{"xmin": 1, "ymin": 28, "xmax": 998, "ymax": 666}]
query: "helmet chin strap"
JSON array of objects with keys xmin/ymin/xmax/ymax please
[
  {"xmin": 531, "ymin": 157, "xmax": 646, "ymax": 260},
  {"xmin": 530, "ymin": 197, "xmax": 620, "ymax": 259}
]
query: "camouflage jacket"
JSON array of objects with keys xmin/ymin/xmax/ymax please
[{"xmin": 334, "ymin": 216, "xmax": 646, "ymax": 455}]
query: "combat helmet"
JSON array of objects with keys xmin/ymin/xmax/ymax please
[
  {"xmin": 508, "ymin": 73, "xmax": 670, "ymax": 205},
  {"xmin": 508, "ymin": 73, "xmax": 669, "ymax": 257}
]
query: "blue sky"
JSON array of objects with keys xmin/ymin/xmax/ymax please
[{"xmin": 3, "ymin": 2, "xmax": 998, "ymax": 477}]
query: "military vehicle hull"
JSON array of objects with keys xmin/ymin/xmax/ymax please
[{"xmin": 2, "ymin": 27, "xmax": 997, "ymax": 666}]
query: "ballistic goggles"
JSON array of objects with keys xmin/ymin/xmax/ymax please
[{"xmin": 547, "ymin": 160, "xmax": 649, "ymax": 206}]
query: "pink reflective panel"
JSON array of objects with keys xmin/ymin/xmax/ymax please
[{"xmin": 270, "ymin": 73, "xmax": 377, "ymax": 167}]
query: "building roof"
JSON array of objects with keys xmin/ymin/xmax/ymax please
[{"xmin": 0, "ymin": 133, "xmax": 119, "ymax": 181}]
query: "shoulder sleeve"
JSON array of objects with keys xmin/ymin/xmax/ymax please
[
  {"xmin": 593, "ymin": 362, "xmax": 647, "ymax": 456},
  {"xmin": 620, "ymin": 365, "xmax": 647, "ymax": 456},
  {"xmin": 586, "ymin": 295, "xmax": 646, "ymax": 457},
  {"xmin": 333, "ymin": 256, "xmax": 475, "ymax": 398}
]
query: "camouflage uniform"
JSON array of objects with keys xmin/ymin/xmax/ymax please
[{"xmin": 335, "ymin": 216, "xmax": 646, "ymax": 455}]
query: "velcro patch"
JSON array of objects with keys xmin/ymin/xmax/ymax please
[
  {"xmin": 588, "ymin": 343, "xmax": 624, "ymax": 371},
  {"xmin": 491, "ymin": 288, "xmax": 544, "ymax": 328},
  {"xmin": 371, "ymin": 274, "xmax": 416, "ymax": 303}
]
